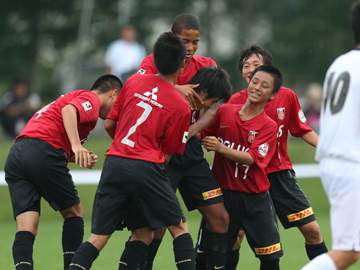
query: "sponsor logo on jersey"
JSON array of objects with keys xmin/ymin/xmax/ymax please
[
  {"xmin": 298, "ymin": 109, "xmax": 307, "ymax": 123},
  {"xmin": 144, "ymin": 87, "xmax": 158, "ymax": 100},
  {"xmin": 82, "ymin": 101, "xmax": 92, "ymax": 111},
  {"xmin": 258, "ymin": 143, "xmax": 269, "ymax": 157},
  {"xmin": 202, "ymin": 188, "xmax": 223, "ymax": 200},
  {"xmin": 287, "ymin": 207, "xmax": 314, "ymax": 222},
  {"xmin": 137, "ymin": 68, "xmax": 146, "ymax": 74},
  {"xmin": 217, "ymin": 137, "xmax": 249, "ymax": 152},
  {"xmin": 134, "ymin": 92, "xmax": 163, "ymax": 108},
  {"xmin": 182, "ymin": 131, "xmax": 188, "ymax": 143},
  {"xmin": 248, "ymin": 130, "xmax": 258, "ymax": 143},
  {"xmin": 277, "ymin": 107, "xmax": 285, "ymax": 120},
  {"xmin": 254, "ymin": 243, "xmax": 281, "ymax": 255}
]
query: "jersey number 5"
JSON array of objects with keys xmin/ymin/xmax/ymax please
[
  {"xmin": 121, "ymin": 101, "xmax": 152, "ymax": 147},
  {"xmin": 323, "ymin": 71, "xmax": 350, "ymax": 115}
]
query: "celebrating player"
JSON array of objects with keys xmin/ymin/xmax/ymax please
[
  {"xmin": 4, "ymin": 74, "xmax": 121, "ymax": 270},
  {"xmin": 68, "ymin": 32, "xmax": 194, "ymax": 270},
  {"xmin": 201, "ymin": 65, "xmax": 284, "ymax": 270},
  {"xmin": 301, "ymin": 2, "xmax": 360, "ymax": 270},
  {"xmin": 138, "ymin": 13, "xmax": 232, "ymax": 270}
]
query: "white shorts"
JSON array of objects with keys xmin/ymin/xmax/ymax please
[{"xmin": 320, "ymin": 157, "xmax": 360, "ymax": 251}]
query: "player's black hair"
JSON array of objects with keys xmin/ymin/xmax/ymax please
[
  {"xmin": 239, "ymin": 44, "xmax": 273, "ymax": 72},
  {"xmin": 249, "ymin": 65, "xmax": 283, "ymax": 94},
  {"xmin": 350, "ymin": 1, "xmax": 360, "ymax": 45},
  {"xmin": 91, "ymin": 74, "xmax": 123, "ymax": 93},
  {"xmin": 171, "ymin": 13, "xmax": 201, "ymax": 35},
  {"xmin": 187, "ymin": 65, "xmax": 232, "ymax": 103},
  {"xmin": 153, "ymin": 32, "xmax": 186, "ymax": 75}
]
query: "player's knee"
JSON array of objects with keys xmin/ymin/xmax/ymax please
[
  {"xmin": 347, "ymin": 251, "xmax": 360, "ymax": 265},
  {"xmin": 232, "ymin": 231, "xmax": 245, "ymax": 250},
  {"xmin": 300, "ymin": 221, "xmax": 322, "ymax": 243},
  {"xmin": 61, "ymin": 203, "xmax": 84, "ymax": 219}
]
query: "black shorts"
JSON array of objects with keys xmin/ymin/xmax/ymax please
[
  {"xmin": 5, "ymin": 138, "xmax": 80, "ymax": 218},
  {"xmin": 223, "ymin": 190, "xmax": 283, "ymax": 261},
  {"xmin": 267, "ymin": 169, "xmax": 316, "ymax": 229},
  {"xmin": 91, "ymin": 155, "xmax": 185, "ymax": 235},
  {"xmin": 166, "ymin": 159, "xmax": 224, "ymax": 212}
]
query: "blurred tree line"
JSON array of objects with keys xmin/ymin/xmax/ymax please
[{"xmin": 0, "ymin": 0, "xmax": 356, "ymax": 103}]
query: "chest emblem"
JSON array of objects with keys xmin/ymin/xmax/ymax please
[
  {"xmin": 277, "ymin": 108, "xmax": 285, "ymax": 120},
  {"xmin": 248, "ymin": 130, "xmax": 258, "ymax": 144}
]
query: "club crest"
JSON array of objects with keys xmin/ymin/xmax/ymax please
[
  {"xmin": 277, "ymin": 108, "xmax": 285, "ymax": 120},
  {"xmin": 248, "ymin": 130, "xmax": 258, "ymax": 143}
]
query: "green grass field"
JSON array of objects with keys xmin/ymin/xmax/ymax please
[{"xmin": 0, "ymin": 137, "xmax": 359, "ymax": 269}]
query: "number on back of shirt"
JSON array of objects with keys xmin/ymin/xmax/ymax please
[
  {"xmin": 121, "ymin": 101, "xmax": 152, "ymax": 147},
  {"xmin": 323, "ymin": 72, "xmax": 350, "ymax": 115}
]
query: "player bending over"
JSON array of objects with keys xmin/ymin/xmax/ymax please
[{"xmin": 5, "ymin": 74, "xmax": 121, "ymax": 270}]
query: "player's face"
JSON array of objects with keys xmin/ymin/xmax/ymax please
[
  {"xmin": 242, "ymin": 54, "xmax": 265, "ymax": 83},
  {"xmin": 176, "ymin": 29, "xmax": 200, "ymax": 64},
  {"xmin": 247, "ymin": 71, "xmax": 276, "ymax": 104}
]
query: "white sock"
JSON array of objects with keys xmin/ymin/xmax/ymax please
[{"xmin": 301, "ymin": 253, "xmax": 337, "ymax": 270}]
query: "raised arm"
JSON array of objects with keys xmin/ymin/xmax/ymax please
[
  {"xmin": 188, "ymin": 103, "xmax": 217, "ymax": 140},
  {"xmin": 175, "ymin": 84, "xmax": 203, "ymax": 110}
]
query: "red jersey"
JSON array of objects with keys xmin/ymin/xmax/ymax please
[
  {"xmin": 138, "ymin": 54, "xmax": 216, "ymax": 86},
  {"xmin": 17, "ymin": 90, "xmax": 100, "ymax": 160},
  {"xmin": 228, "ymin": 87, "xmax": 313, "ymax": 173},
  {"xmin": 201, "ymin": 103, "xmax": 277, "ymax": 193},
  {"xmin": 106, "ymin": 73, "xmax": 191, "ymax": 164}
]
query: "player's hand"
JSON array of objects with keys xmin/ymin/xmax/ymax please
[
  {"xmin": 201, "ymin": 136, "xmax": 222, "ymax": 152},
  {"xmin": 175, "ymin": 84, "xmax": 203, "ymax": 110},
  {"xmin": 87, "ymin": 151, "xmax": 98, "ymax": 169},
  {"xmin": 72, "ymin": 144, "xmax": 92, "ymax": 168}
]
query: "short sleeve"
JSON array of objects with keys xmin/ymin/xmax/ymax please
[
  {"xmin": 68, "ymin": 91, "xmax": 100, "ymax": 124},
  {"xmin": 288, "ymin": 91, "xmax": 313, "ymax": 137},
  {"xmin": 138, "ymin": 54, "xmax": 158, "ymax": 75},
  {"xmin": 248, "ymin": 121, "xmax": 278, "ymax": 171}
]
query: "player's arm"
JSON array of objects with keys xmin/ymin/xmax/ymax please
[
  {"xmin": 301, "ymin": 131, "xmax": 318, "ymax": 148},
  {"xmin": 202, "ymin": 136, "xmax": 254, "ymax": 165},
  {"xmin": 188, "ymin": 103, "xmax": 217, "ymax": 140},
  {"xmin": 62, "ymin": 104, "xmax": 91, "ymax": 168},
  {"xmin": 104, "ymin": 119, "xmax": 117, "ymax": 139},
  {"xmin": 175, "ymin": 84, "xmax": 203, "ymax": 110}
]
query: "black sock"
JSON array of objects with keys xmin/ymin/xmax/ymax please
[
  {"xmin": 260, "ymin": 258, "xmax": 280, "ymax": 270},
  {"xmin": 305, "ymin": 240, "xmax": 328, "ymax": 260},
  {"xmin": 226, "ymin": 248, "xmax": 240, "ymax": 270},
  {"xmin": 195, "ymin": 245, "xmax": 206, "ymax": 270},
  {"xmin": 119, "ymin": 240, "xmax": 148, "ymax": 270},
  {"xmin": 173, "ymin": 233, "xmax": 195, "ymax": 270},
  {"xmin": 143, "ymin": 238, "xmax": 162, "ymax": 270},
  {"xmin": 68, "ymin": 241, "xmax": 99, "ymax": 270},
  {"xmin": 62, "ymin": 216, "xmax": 84, "ymax": 270},
  {"xmin": 202, "ymin": 228, "xmax": 228, "ymax": 270},
  {"xmin": 12, "ymin": 231, "xmax": 35, "ymax": 270}
]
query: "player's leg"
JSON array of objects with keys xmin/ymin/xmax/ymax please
[
  {"xmin": 240, "ymin": 191, "xmax": 283, "ymax": 270},
  {"xmin": 118, "ymin": 227, "xmax": 153, "ymax": 270},
  {"xmin": 226, "ymin": 229, "xmax": 244, "ymax": 270},
  {"xmin": 4, "ymin": 138, "xmax": 43, "ymax": 270},
  {"xmin": 196, "ymin": 203, "xmax": 229, "ymax": 270},
  {"xmin": 267, "ymin": 169, "xmax": 327, "ymax": 260},
  {"xmin": 60, "ymin": 203, "xmax": 84, "ymax": 270},
  {"xmin": 168, "ymin": 219, "xmax": 196, "ymax": 270},
  {"xmin": 141, "ymin": 227, "xmax": 166, "ymax": 270}
]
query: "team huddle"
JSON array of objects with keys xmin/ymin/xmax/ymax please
[{"xmin": 4, "ymin": 3, "xmax": 360, "ymax": 270}]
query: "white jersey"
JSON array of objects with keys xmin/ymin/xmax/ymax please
[{"xmin": 316, "ymin": 49, "xmax": 360, "ymax": 163}]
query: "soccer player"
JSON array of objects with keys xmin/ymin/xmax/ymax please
[
  {"xmin": 4, "ymin": 74, "xmax": 121, "ymax": 270},
  {"xmin": 68, "ymin": 32, "xmax": 194, "ymax": 270},
  {"xmin": 138, "ymin": 14, "xmax": 232, "ymax": 270},
  {"xmin": 201, "ymin": 65, "xmax": 284, "ymax": 270},
  {"xmin": 301, "ymin": 2, "xmax": 360, "ymax": 270},
  {"xmin": 227, "ymin": 44, "xmax": 327, "ymax": 265}
]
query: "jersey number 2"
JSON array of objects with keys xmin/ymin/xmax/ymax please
[{"xmin": 121, "ymin": 101, "xmax": 152, "ymax": 147}]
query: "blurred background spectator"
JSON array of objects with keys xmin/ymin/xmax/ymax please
[
  {"xmin": 105, "ymin": 25, "xmax": 147, "ymax": 83},
  {"xmin": 0, "ymin": 79, "xmax": 41, "ymax": 139},
  {"xmin": 304, "ymin": 82, "xmax": 322, "ymax": 134}
]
